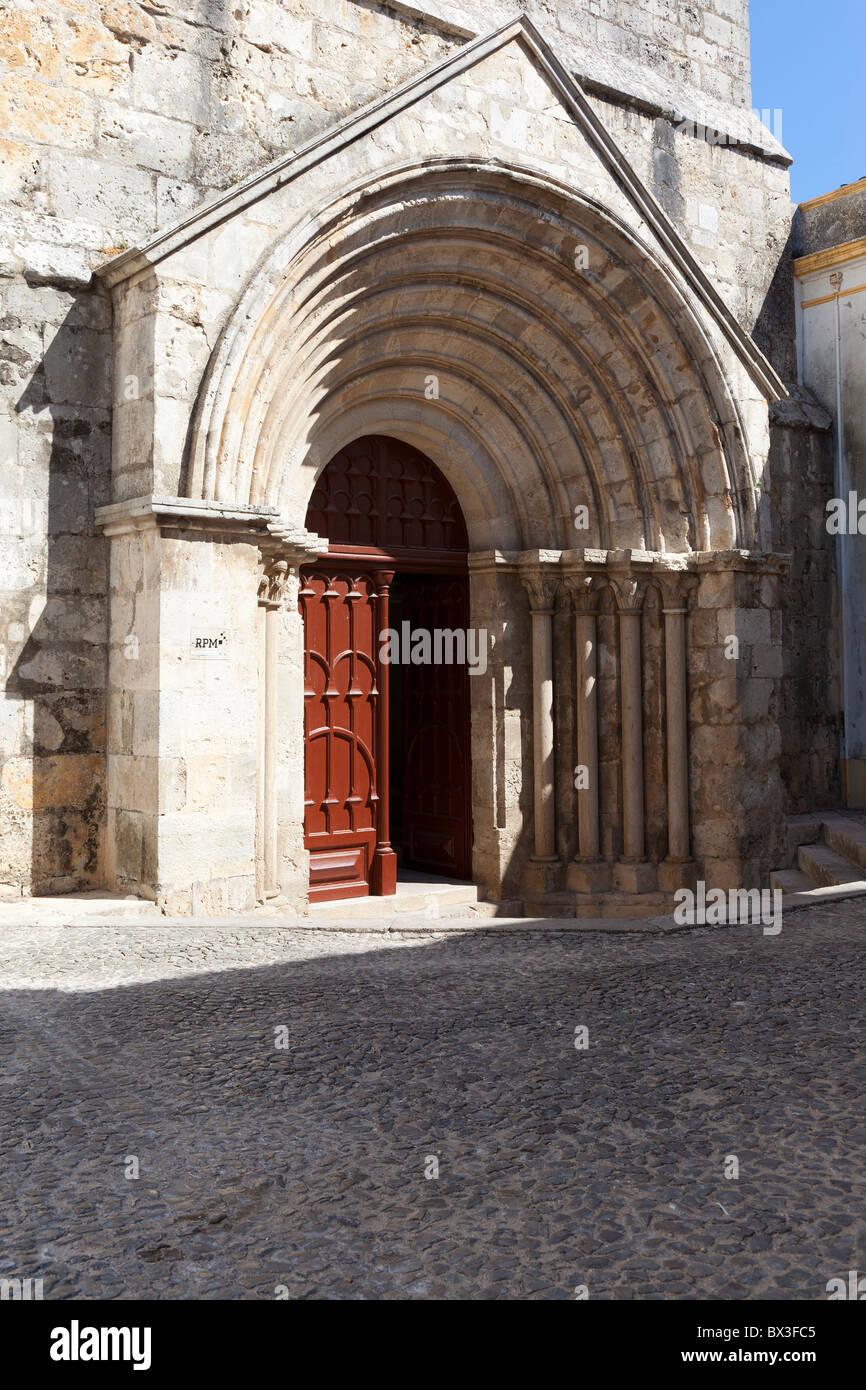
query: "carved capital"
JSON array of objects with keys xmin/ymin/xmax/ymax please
[
  {"xmin": 258, "ymin": 523, "xmax": 327, "ymax": 608},
  {"xmin": 518, "ymin": 561, "xmax": 560, "ymax": 613},
  {"xmin": 610, "ymin": 575, "xmax": 647, "ymax": 613},
  {"xmin": 562, "ymin": 572, "xmax": 603, "ymax": 614},
  {"xmin": 258, "ymin": 555, "xmax": 290, "ymax": 609},
  {"xmin": 657, "ymin": 572, "xmax": 699, "ymax": 612}
]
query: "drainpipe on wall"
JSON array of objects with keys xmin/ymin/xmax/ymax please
[{"xmin": 829, "ymin": 270, "xmax": 851, "ymax": 796}]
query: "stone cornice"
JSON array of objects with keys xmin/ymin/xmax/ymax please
[
  {"xmin": 467, "ymin": 549, "xmax": 520, "ymax": 573},
  {"xmin": 560, "ymin": 548, "xmax": 790, "ymax": 576},
  {"xmin": 95, "ymin": 494, "xmax": 280, "ymax": 538},
  {"xmin": 798, "ymin": 176, "xmax": 866, "ymax": 212},
  {"xmin": 690, "ymin": 549, "xmax": 791, "ymax": 575},
  {"xmin": 260, "ymin": 523, "xmax": 328, "ymax": 568}
]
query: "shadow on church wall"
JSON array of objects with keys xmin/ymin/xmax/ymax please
[
  {"xmin": 3, "ymin": 286, "xmax": 111, "ymax": 895},
  {"xmin": 754, "ymin": 220, "xmax": 843, "ymax": 812}
]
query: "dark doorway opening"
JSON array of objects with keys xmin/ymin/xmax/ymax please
[{"xmin": 388, "ymin": 573, "xmax": 472, "ymax": 882}]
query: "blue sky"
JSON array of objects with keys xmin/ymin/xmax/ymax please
[{"xmin": 750, "ymin": 0, "xmax": 866, "ymax": 203}]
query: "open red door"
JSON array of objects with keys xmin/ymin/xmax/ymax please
[{"xmin": 300, "ymin": 568, "xmax": 379, "ymax": 902}]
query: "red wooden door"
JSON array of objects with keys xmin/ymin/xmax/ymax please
[
  {"xmin": 400, "ymin": 573, "xmax": 472, "ymax": 880},
  {"xmin": 300, "ymin": 568, "xmax": 379, "ymax": 901}
]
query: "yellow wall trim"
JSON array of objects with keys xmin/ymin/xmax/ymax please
[
  {"xmin": 799, "ymin": 176, "xmax": 866, "ymax": 211},
  {"xmin": 801, "ymin": 281, "xmax": 866, "ymax": 309},
  {"xmin": 794, "ymin": 236, "xmax": 866, "ymax": 278}
]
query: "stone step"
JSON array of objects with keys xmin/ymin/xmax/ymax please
[
  {"xmin": 0, "ymin": 892, "xmax": 163, "ymax": 926},
  {"xmin": 522, "ymin": 892, "xmax": 670, "ymax": 920},
  {"xmin": 772, "ymin": 812, "xmax": 866, "ymax": 907},
  {"xmin": 780, "ymin": 880, "xmax": 866, "ymax": 909},
  {"xmin": 786, "ymin": 813, "xmax": 824, "ymax": 855},
  {"xmin": 308, "ymin": 876, "xmax": 479, "ymax": 920},
  {"xmin": 770, "ymin": 867, "xmax": 814, "ymax": 894},
  {"xmin": 821, "ymin": 815, "xmax": 866, "ymax": 875},
  {"xmin": 798, "ymin": 842, "xmax": 866, "ymax": 888}
]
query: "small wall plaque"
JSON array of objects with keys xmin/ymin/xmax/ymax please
[{"xmin": 190, "ymin": 630, "xmax": 229, "ymax": 659}]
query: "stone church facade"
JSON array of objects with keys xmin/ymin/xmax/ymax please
[{"xmin": 0, "ymin": 2, "xmax": 844, "ymax": 915}]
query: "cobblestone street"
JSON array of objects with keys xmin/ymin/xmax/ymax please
[{"xmin": 1, "ymin": 903, "xmax": 863, "ymax": 1300}]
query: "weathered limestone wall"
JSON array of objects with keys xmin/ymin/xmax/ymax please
[
  {"xmin": 153, "ymin": 531, "xmax": 261, "ymax": 914},
  {"xmin": 102, "ymin": 515, "xmax": 261, "ymax": 913},
  {"xmin": 0, "ymin": 282, "xmax": 111, "ymax": 895},
  {"xmin": 383, "ymin": 1, "xmax": 753, "ymax": 108},
  {"xmin": 767, "ymin": 393, "xmax": 841, "ymax": 815},
  {"xmin": 1, "ymin": 0, "xmax": 454, "ymax": 896},
  {"xmin": 592, "ymin": 97, "xmax": 793, "ymax": 364},
  {"xmin": 796, "ymin": 179, "xmax": 866, "ymax": 258},
  {"xmin": 793, "ymin": 199, "xmax": 866, "ymax": 804},
  {"xmin": 0, "ymin": 0, "xmax": 799, "ymax": 901},
  {"xmin": 104, "ymin": 523, "xmax": 158, "ymax": 895},
  {"xmin": 688, "ymin": 556, "xmax": 787, "ymax": 889},
  {"xmin": 468, "ymin": 560, "xmax": 534, "ymax": 902}
]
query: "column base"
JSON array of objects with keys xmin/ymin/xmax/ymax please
[
  {"xmin": 370, "ymin": 847, "xmax": 398, "ymax": 896},
  {"xmin": 658, "ymin": 859, "xmax": 698, "ymax": 893},
  {"xmin": 567, "ymin": 859, "xmax": 612, "ymax": 893},
  {"xmin": 842, "ymin": 757, "xmax": 866, "ymax": 808},
  {"xmin": 613, "ymin": 860, "xmax": 658, "ymax": 893},
  {"xmin": 525, "ymin": 857, "xmax": 561, "ymax": 895}
]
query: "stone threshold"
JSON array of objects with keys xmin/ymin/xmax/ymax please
[
  {"xmin": 288, "ymin": 915, "xmax": 694, "ymax": 934},
  {"xmin": 0, "ymin": 892, "xmax": 165, "ymax": 927},
  {"xmin": 1, "ymin": 894, "xmax": 837, "ymax": 934},
  {"xmin": 0, "ymin": 893, "xmax": 686, "ymax": 934}
]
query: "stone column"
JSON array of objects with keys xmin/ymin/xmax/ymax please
[
  {"xmin": 658, "ymin": 574, "xmax": 697, "ymax": 892},
  {"xmin": 564, "ymin": 572, "xmax": 611, "ymax": 893},
  {"xmin": 612, "ymin": 576, "xmax": 656, "ymax": 892},
  {"xmin": 257, "ymin": 524, "xmax": 327, "ymax": 905},
  {"xmin": 370, "ymin": 569, "xmax": 398, "ymax": 895},
  {"xmin": 255, "ymin": 601, "xmax": 267, "ymax": 902},
  {"xmin": 518, "ymin": 557, "xmax": 560, "ymax": 885},
  {"xmin": 257, "ymin": 556, "xmax": 288, "ymax": 898}
]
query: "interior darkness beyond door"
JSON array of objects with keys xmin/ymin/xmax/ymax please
[{"xmin": 390, "ymin": 572, "xmax": 472, "ymax": 881}]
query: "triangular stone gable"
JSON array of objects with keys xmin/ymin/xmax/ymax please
[{"xmin": 97, "ymin": 13, "xmax": 784, "ymax": 400}]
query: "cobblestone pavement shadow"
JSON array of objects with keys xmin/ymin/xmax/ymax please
[{"xmin": 0, "ymin": 904, "xmax": 863, "ymax": 1299}]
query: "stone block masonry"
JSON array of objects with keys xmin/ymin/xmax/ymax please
[
  {"xmin": 0, "ymin": 3, "xmax": 811, "ymax": 906},
  {"xmin": 1, "ymin": 0, "xmax": 455, "ymax": 896}
]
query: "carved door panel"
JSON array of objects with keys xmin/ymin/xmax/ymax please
[
  {"xmin": 400, "ymin": 573, "xmax": 472, "ymax": 880},
  {"xmin": 300, "ymin": 568, "xmax": 379, "ymax": 901},
  {"xmin": 305, "ymin": 435, "xmax": 468, "ymax": 554}
]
